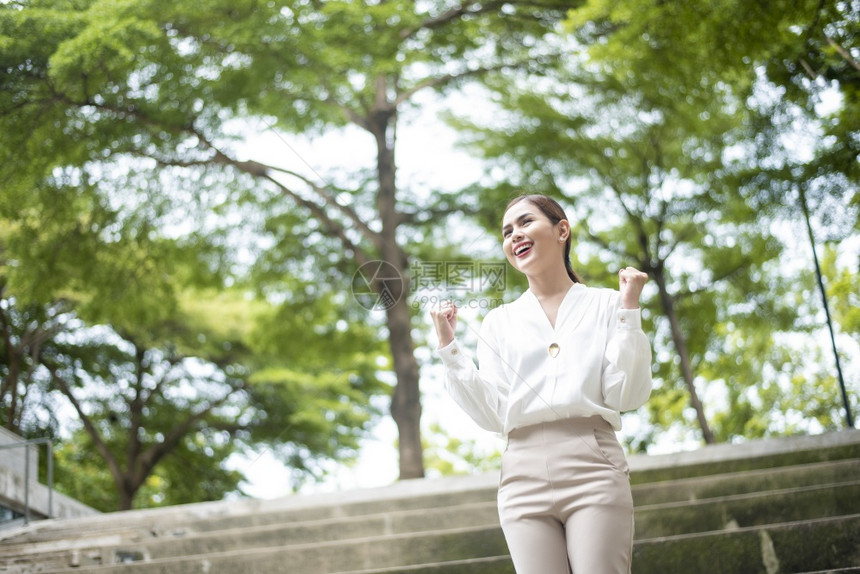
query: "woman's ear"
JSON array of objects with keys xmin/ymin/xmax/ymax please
[{"xmin": 558, "ymin": 219, "xmax": 571, "ymax": 242}]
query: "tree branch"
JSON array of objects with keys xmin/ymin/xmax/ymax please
[
  {"xmin": 577, "ymin": 211, "xmax": 640, "ymax": 263},
  {"xmin": 59, "ymin": 92, "xmax": 378, "ymax": 259},
  {"xmin": 400, "ymin": 1, "xmax": 509, "ymax": 40},
  {"xmin": 154, "ymin": 149, "xmax": 374, "ymax": 264},
  {"xmin": 260, "ymin": 165, "xmax": 383, "ymax": 251},
  {"xmin": 136, "ymin": 384, "xmax": 242, "ymax": 480},
  {"xmin": 826, "ymin": 35, "xmax": 860, "ymax": 72},
  {"xmin": 0, "ymin": 295, "xmax": 18, "ymax": 430},
  {"xmin": 332, "ymin": 98, "xmax": 372, "ymax": 131},
  {"xmin": 161, "ymin": 131, "xmax": 375, "ymax": 265},
  {"xmin": 261, "ymin": 173, "xmax": 374, "ymax": 267},
  {"xmin": 398, "ymin": 204, "xmax": 480, "ymax": 225},
  {"xmin": 393, "ymin": 58, "xmax": 538, "ymax": 106},
  {"xmin": 659, "ymin": 224, "xmax": 697, "ymax": 262},
  {"xmin": 186, "ymin": 127, "xmax": 383, "ymax": 254},
  {"xmin": 46, "ymin": 364, "xmax": 124, "ymax": 484},
  {"xmin": 673, "ymin": 260, "xmax": 750, "ymax": 300},
  {"xmin": 126, "ymin": 344, "xmax": 147, "ymax": 470}
]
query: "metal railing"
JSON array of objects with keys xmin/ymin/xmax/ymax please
[{"xmin": 0, "ymin": 438, "xmax": 53, "ymax": 524}]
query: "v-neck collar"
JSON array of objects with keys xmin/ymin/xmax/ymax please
[{"xmin": 524, "ymin": 283, "xmax": 583, "ymax": 333}]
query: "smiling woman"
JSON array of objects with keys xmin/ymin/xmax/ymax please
[
  {"xmin": 430, "ymin": 193, "xmax": 652, "ymax": 574},
  {"xmin": 502, "ymin": 195, "xmax": 583, "ymax": 289}
]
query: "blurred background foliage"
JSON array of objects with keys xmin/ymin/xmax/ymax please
[{"xmin": 0, "ymin": 0, "xmax": 857, "ymax": 510}]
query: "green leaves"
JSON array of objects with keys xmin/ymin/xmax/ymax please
[{"xmin": 47, "ymin": 1, "xmax": 160, "ymax": 94}]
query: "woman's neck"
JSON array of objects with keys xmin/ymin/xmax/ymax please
[{"xmin": 527, "ymin": 269, "xmax": 575, "ymax": 300}]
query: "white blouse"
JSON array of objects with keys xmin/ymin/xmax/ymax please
[{"xmin": 436, "ymin": 283, "xmax": 652, "ymax": 436}]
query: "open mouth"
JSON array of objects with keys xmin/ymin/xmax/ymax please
[{"xmin": 513, "ymin": 242, "xmax": 533, "ymax": 258}]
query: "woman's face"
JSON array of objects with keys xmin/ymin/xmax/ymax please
[{"xmin": 501, "ymin": 200, "xmax": 568, "ymax": 276}]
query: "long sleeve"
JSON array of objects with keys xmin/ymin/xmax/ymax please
[
  {"xmin": 436, "ymin": 312, "xmax": 508, "ymax": 434},
  {"xmin": 601, "ymin": 299, "xmax": 653, "ymax": 412}
]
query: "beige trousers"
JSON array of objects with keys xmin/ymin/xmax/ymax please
[{"xmin": 498, "ymin": 416, "xmax": 634, "ymax": 574}]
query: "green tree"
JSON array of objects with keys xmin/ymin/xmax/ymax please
[
  {"xmin": 562, "ymin": 0, "xmax": 859, "ymax": 432},
  {"xmin": 0, "ymin": 62, "xmax": 387, "ymax": 510},
  {"xmin": 53, "ymin": 427, "xmax": 245, "ymax": 512},
  {"xmin": 39, "ymin": 319, "xmax": 253, "ymax": 510},
  {"xmin": 28, "ymin": 290, "xmax": 385, "ymax": 510},
  {"xmin": 1, "ymin": 0, "xmax": 576, "ymax": 479}
]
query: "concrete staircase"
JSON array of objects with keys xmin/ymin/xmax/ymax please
[{"xmin": 1, "ymin": 430, "xmax": 858, "ymax": 574}]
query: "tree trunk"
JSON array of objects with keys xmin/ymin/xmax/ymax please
[
  {"xmin": 372, "ymin": 102, "xmax": 425, "ymax": 479},
  {"xmin": 117, "ymin": 477, "xmax": 136, "ymax": 511},
  {"xmin": 0, "ymin": 297, "xmax": 22, "ymax": 433},
  {"xmin": 652, "ymin": 268, "xmax": 716, "ymax": 444},
  {"xmin": 387, "ymin": 297, "xmax": 424, "ymax": 479}
]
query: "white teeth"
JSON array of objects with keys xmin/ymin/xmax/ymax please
[{"xmin": 515, "ymin": 243, "xmax": 532, "ymax": 256}]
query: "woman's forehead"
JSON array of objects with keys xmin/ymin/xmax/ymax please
[{"xmin": 502, "ymin": 201, "xmax": 538, "ymax": 226}]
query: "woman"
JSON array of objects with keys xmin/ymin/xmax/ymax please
[{"xmin": 430, "ymin": 194, "xmax": 652, "ymax": 574}]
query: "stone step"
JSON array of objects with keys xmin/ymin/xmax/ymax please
[
  {"xmin": 7, "ymin": 430, "xmax": 858, "ymax": 549},
  {"xmin": 632, "ymin": 458, "xmax": 860, "ymax": 506},
  {"xmin": 0, "ymin": 474, "xmax": 498, "ymax": 546},
  {"xmin": 41, "ymin": 524, "xmax": 509, "ymax": 574},
  {"xmin": 3, "ymin": 431, "xmax": 858, "ymax": 574},
  {"xmin": 632, "ymin": 513, "xmax": 860, "ymax": 574},
  {"xmin": 8, "ymin": 472, "xmax": 855, "ymax": 570},
  {"xmin": 29, "ymin": 513, "xmax": 860, "ymax": 574},
  {"xmin": 635, "ymin": 480, "xmax": 860, "ymax": 538},
  {"xmin": 630, "ymin": 430, "xmax": 860, "ymax": 485},
  {"xmin": 0, "ymin": 501, "xmax": 501, "ymax": 572},
  {"xmin": 11, "ymin": 477, "xmax": 857, "ymax": 571},
  {"xmin": 276, "ymin": 517, "xmax": 860, "ymax": 574},
  {"xmin": 12, "ymin": 455, "xmax": 853, "ymax": 550},
  {"xmin": 4, "ymin": 459, "xmax": 858, "ymax": 571}
]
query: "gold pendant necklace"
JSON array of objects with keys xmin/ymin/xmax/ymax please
[{"xmin": 548, "ymin": 342, "xmax": 560, "ymax": 358}]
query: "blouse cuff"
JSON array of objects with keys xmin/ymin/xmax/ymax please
[
  {"xmin": 617, "ymin": 308, "xmax": 643, "ymax": 330},
  {"xmin": 436, "ymin": 339, "xmax": 467, "ymax": 365}
]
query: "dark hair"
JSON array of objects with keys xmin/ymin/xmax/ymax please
[{"xmin": 505, "ymin": 194, "xmax": 584, "ymax": 284}]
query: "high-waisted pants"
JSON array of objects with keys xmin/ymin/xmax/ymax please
[{"xmin": 497, "ymin": 416, "xmax": 634, "ymax": 574}]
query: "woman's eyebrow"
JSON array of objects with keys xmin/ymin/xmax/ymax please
[{"xmin": 502, "ymin": 212, "xmax": 534, "ymax": 233}]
